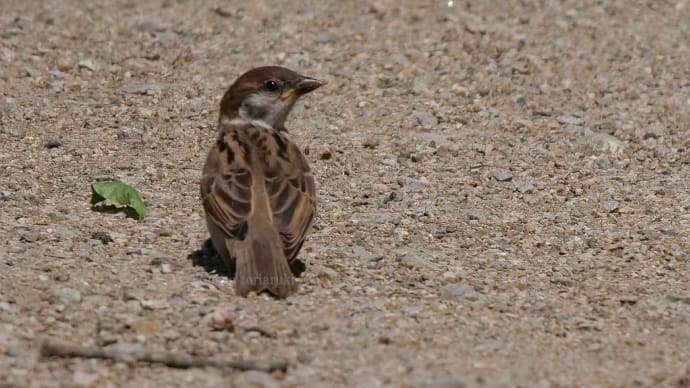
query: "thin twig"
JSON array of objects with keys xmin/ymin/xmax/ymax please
[{"xmin": 40, "ymin": 342, "xmax": 287, "ymax": 373}]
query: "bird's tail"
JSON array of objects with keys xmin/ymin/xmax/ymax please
[{"xmin": 230, "ymin": 227, "xmax": 297, "ymax": 298}]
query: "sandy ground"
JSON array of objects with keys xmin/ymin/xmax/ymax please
[{"xmin": 1, "ymin": 0, "xmax": 689, "ymax": 387}]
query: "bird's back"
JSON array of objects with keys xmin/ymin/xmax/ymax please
[{"xmin": 201, "ymin": 118, "xmax": 316, "ymax": 296}]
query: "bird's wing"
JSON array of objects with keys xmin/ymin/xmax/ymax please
[
  {"xmin": 263, "ymin": 131, "xmax": 316, "ymax": 262},
  {"xmin": 202, "ymin": 121, "xmax": 315, "ymax": 263},
  {"xmin": 200, "ymin": 125, "xmax": 254, "ymax": 241}
]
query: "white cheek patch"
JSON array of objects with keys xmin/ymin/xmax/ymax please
[
  {"xmin": 238, "ymin": 92, "xmax": 293, "ymax": 128},
  {"xmin": 239, "ymin": 93, "xmax": 276, "ymax": 120}
]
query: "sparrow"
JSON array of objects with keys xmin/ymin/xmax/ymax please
[{"xmin": 200, "ymin": 66, "xmax": 325, "ymax": 298}]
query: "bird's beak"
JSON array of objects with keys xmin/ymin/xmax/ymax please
[{"xmin": 281, "ymin": 77, "xmax": 327, "ymax": 99}]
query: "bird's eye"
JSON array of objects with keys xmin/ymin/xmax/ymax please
[{"xmin": 264, "ymin": 80, "xmax": 279, "ymax": 92}]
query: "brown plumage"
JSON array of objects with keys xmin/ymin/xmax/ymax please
[{"xmin": 200, "ymin": 66, "xmax": 324, "ymax": 298}]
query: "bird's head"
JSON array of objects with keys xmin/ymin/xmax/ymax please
[{"xmin": 219, "ymin": 66, "xmax": 326, "ymax": 131}]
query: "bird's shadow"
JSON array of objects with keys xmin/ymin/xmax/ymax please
[
  {"xmin": 187, "ymin": 239, "xmax": 307, "ymax": 279},
  {"xmin": 187, "ymin": 238, "xmax": 235, "ymax": 278}
]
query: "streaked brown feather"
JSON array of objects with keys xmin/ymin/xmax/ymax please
[{"xmin": 201, "ymin": 119, "xmax": 315, "ymax": 297}]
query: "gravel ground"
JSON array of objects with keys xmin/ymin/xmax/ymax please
[{"xmin": 1, "ymin": 0, "xmax": 690, "ymax": 387}]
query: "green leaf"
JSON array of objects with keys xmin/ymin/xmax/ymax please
[{"xmin": 90, "ymin": 180, "xmax": 149, "ymax": 220}]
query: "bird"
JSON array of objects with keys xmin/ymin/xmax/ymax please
[{"xmin": 200, "ymin": 66, "xmax": 325, "ymax": 298}]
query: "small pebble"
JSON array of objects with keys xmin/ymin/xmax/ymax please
[
  {"xmin": 19, "ymin": 230, "xmax": 40, "ymax": 243},
  {"xmin": 601, "ymin": 200, "xmax": 620, "ymax": 213},
  {"xmin": 50, "ymin": 287, "xmax": 82, "ymax": 304},
  {"xmin": 73, "ymin": 371, "xmax": 98, "ymax": 387},
  {"xmin": 44, "ymin": 140, "xmax": 62, "ymax": 149},
  {"xmin": 91, "ymin": 231, "xmax": 113, "ymax": 244},
  {"xmin": 141, "ymin": 299, "xmax": 169, "ymax": 310},
  {"xmin": 515, "ymin": 181, "xmax": 535, "ymax": 194},
  {"xmin": 362, "ymin": 137, "xmax": 379, "ymax": 149},
  {"xmin": 492, "ymin": 169, "xmax": 513, "ymax": 182},
  {"xmin": 556, "ymin": 115, "xmax": 584, "ymax": 126},
  {"xmin": 210, "ymin": 309, "xmax": 235, "ymax": 332},
  {"xmin": 439, "ymin": 282, "xmax": 483, "ymax": 303},
  {"xmin": 77, "ymin": 59, "xmax": 96, "ymax": 71}
]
